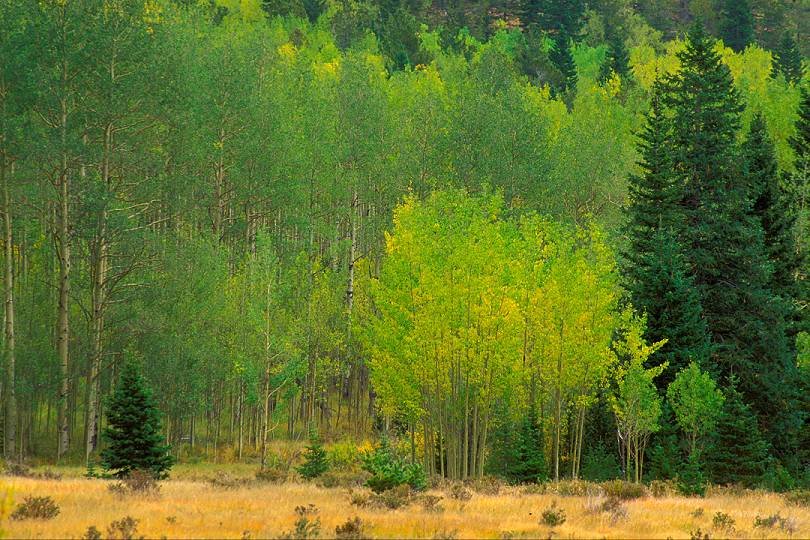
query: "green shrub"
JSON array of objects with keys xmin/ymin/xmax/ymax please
[
  {"xmin": 711, "ymin": 511, "xmax": 735, "ymax": 532},
  {"xmin": 335, "ymin": 517, "xmax": 368, "ymax": 540},
  {"xmin": 361, "ymin": 438, "xmax": 426, "ymax": 493},
  {"xmin": 784, "ymin": 489, "xmax": 810, "ymax": 507},
  {"xmin": 280, "ymin": 505, "xmax": 321, "ymax": 540},
  {"xmin": 10, "ymin": 496, "xmax": 60, "ymax": 521},
  {"xmin": 540, "ymin": 501, "xmax": 566, "ymax": 527},
  {"xmin": 581, "ymin": 441, "xmax": 622, "ymax": 482},
  {"xmin": 297, "ymin": 428, "xmax": 329, "ymax": 480},
  {"xmin": 601, "ymin": 480, "xmax": 647, "ymax": 500}
]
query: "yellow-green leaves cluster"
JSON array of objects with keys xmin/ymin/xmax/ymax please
[{"xmin": 361, "ymin": 190, "xmax": 627, "ymax": 477}]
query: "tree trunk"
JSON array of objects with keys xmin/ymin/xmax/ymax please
[
  {"xmin": 56, "ymin": 90, "xmax": 71, "ymax": 461},
  {"xmin": 1, "ymin": 152, "xmax": 16, "ymax": 460}
]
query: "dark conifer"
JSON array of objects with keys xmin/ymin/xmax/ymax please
[
  {"xmin": 297, "ymin": 427, "xmax": 330, "ymax": 479},
  {"xmin": 665, "ymin": 23, "xmax": 792, "ymax": 453},
  {"xmin": 773, "ymin": 33, "xmax": 804, "ymax": 85},
  {"xmin": 622, "ymin": 82, "xmax": 711, "ymax": 386},
  {"xmin": 706, "ymin": 378, "xmax": 770, "ymax": 486},
  {"xmin": 718, "ymin": 0, "xmax": 754, "ymax": 52},
  {"xmin": 101, "ymin": 363, "xmax": 173, "ymax": 479}
]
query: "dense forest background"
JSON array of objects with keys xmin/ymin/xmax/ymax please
[{"xmin": 0, "ymin": 0, "xmax": 808, "ymax": 488}]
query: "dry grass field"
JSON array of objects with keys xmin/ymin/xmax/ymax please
[{"xmin": 2, "ymin": 467, "xmax": 809, "ymax": 539}]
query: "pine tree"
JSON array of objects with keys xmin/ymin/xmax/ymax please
[
  {"xmin": 599, "ymin": 32, "xmax": 630, "ymax": 83},
  {"xmin": 101, "ymin": 363, "xmax": 173, "ymax": 479},
  {"xmin": 622, "ymin": 82, "xmax": 711, "ymax": 387},
  {"xmin": 773, "ymin": 33, "xmax": 804, "ymax": 85},
  {"xmin": 297, "ymin": 427, "xmax": 329, "ymax": 479},
  {"xmin": 706, "ymin": 378, "xmax": 770, "ymax": 487},
  {"xmin": 718, "ymin": 0, "xmax": 754, "ymax": 52},
  {"xmin": 549, "ymin": 36, "xmax": 577, "ymax": 96},
  {"xmin": 664, "ymin": 23, "xmax": 792, "ymax": 452},
  {"xmin": 509, "ymin": 407, "xmax": 547, "ymax": 484},
  {"xmin": 744, "ymin": 113, "xmax": 802, "ymax": 337}
]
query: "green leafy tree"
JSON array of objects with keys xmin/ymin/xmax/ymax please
[
  {"xmin": 361, "ymin": 437, "xmax": 426, "ymax": 493},
  {"xmin": 718, "ymin": 0, "xmax": 754, "ymax": 52},
  {"xmin": 610, "ymin": 314, "xmax": 666, "ymax": 483},
  {"xmin": 101, "ymin": 363, "xmax": 174, "ymax": 479},
  {"xmin": 666, "ymin": 362, "xmax": 724, "ymax": 458},
  {"xmin": 706, "ymin": 378, "xmax": 770, "ymax": 487},
  {"xmin": 297, "ymin": 427, "xmax": 330, "ymax": 479}
]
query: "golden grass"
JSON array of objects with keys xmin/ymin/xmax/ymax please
[{"xmin": 3, "ymin": 475, "xmax": 808, "ymax": 539}]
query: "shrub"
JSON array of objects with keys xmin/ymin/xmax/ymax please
[
  {"xmin": 753, "ymin": 513, "xmax": 785, "ymax": 529},
  {"xmin": 431, "ymin": 529, "xmax": 458, "ymax": 540},
  {"xmin": 678, "ymin": 452, "xmax": 707, "ymax": 497},
  {"xmin": 348, "ymin": 489, "xmax": 371, "ymax": 508},
  {"xmin": 785, "ymin": 489, "xmax": 810, "ymax": 507},
  {"xmin": 417, "ymin": 494, "xmax": 444, "ymax": 513},
  {"xmin": 649, "ymin": 479, "xmax": 678, "ymax": 498},
  {"xmin": 297, "ymin": 428, "xmax": 329, "ymax": 480},
  {"xmin": 328, "ymin": 441, "xmax": 363, "ymax": 472},
  {"xmin": 540, "ymin": 501, "xmax": 566, "ymax": 527},
  {"xmin": 581, "ymin": 441, "xmax": 622, "ymax": 482},
  {"xmin": 465, "ymin": 476, "xmax": 503, "ymax": 495},
  {"xmin": 361, "ymin": 438, "xmax": 425, "ymax": 493},
  {"xmin": 370, "ymin": 484, "xmax": 413, "ymax": 509},
  {"xmin": 335, "ymin": 517, "xmax": 368, "ymax": 540},
  {"xmin": 690, "ymin": 507, "xmax": 705, "ymax": 518},
  {"xmin": 601, "ymin": 480, "xmax": 647, "ymax": 500},
  {"xmin": 10, "ymin": 496, "xmax": 60, "ymax": 521},
  {"xmin": 255, "ymin": 467, "xmax": 289, "ymax": 484},
  {"xmin": 689, "ymin": 528, "xmax": 710, "ymax": 540},
  {"xmin": 280, "ymin": 505, "xmax": 321, "ymax": 540},
  {"xmin": 711, "ymin": 512, "xmax": 735, "ymax": 532},
  {"xmin": 208, "ymin": 472, "xmax": 251, "ymax": 489},
  {"xmin": 448, "ymin": 483, "xmax": 472, "ymax": 501},
  {"xmin": 316, "ymin": 470, "xmax": 369, "ymax": 489},
  {"xmin": 107, "ymin": 516, "xmax": 142, "ymax": 540},
  {"xmin": 83, "ymin": 525, "xmax": 102, "ymax": 540},
  {"xmin": 108, "ymin": 469, "xmax": 160, "ymax": 497}
]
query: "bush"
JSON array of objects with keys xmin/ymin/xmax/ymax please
[
  {"xmin": 581, "ymin": 441, "xmax": 622, "ymax": 482},
  {"xmin": 83, "ymin": 525, "xmax": 103, "ymax": 540},
  {"xmin": 208, "ymin": 471, "xmax": 252, "ymax": 489},
  {"xmin": 678, "ymin": 453, "xmax": 707, "ymax": 497},
  {"xmin": 316, "ymin": 470, "xmax": 369, "ymax": 489},
  {"xmin": 108, "ymin": 469, "xmax": 160, "ymax": 497},
  {"xmin": 762, "ymin": 461, "xmax": 796, "ymax": 492},
  {"xmin": 465, "ymin": 476, "xmax": 503, "ymax": 495},
  {"xmin": 255, "ymin": 467, "xmax": 289, "ymax": 484},
  {"xmin": 370, "ymin": 484, "xmax": 413, "ymax": 509},
  {"xmin": 447, "ymin": 483, "xmax": 472, "ymax": 501},
  {"xmin": 548, "ymin": 479, "xmax": 589, "ymax": 497},
  {"xmin": 361, "ymin": 438, "xmax": 425, "ymax": 493},
  {"xmin": 417, "ymin": 494, "xmax": 444, "ymax": 513},
  {"xmin": 335, "ymin": 517, "xmax": 368, "ymax": 540},
  {"xmin": 689, "ymin": 528, "xmax": 710, "ymax": 540},
  {"xmin": 711, "ymin": 511, "xmax": 735, "ymax": 532},
  {"xmin": 297, "ymin": 428, "xmax": 329, "ymax": 480},
  {"xmin": 601, "ymin": 480, "xmax": 647, "ymax": 500},
  {"xmin": 10, "ymin": 496, "xmax": 60, "ymax": 521},
  {"xmin": 540, "ymin": 501, "xmax": 566, "ymax": 527},
  {"xmin": 649, "ymin": 479, "xmax": 678, "ymax": 498},
  {"xmin": 784, "ymin": 489, "xmax": 810, "ymax": 507},
  {"xmin": 107, "ymin": 516, "xmax": 142, "ymax": 540},
  {"xmin": 280, "ymin": 505, "xmax": 321, "ymax": 540}
]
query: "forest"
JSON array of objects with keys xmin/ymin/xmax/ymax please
[{"xmin": 0, "ymin": 0, "xmax": 808, "ymax": 499}]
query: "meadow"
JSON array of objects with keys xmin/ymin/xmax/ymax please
[{"xmin": 3, "ymin": 465, "xmax": 809, "ymax": 539}]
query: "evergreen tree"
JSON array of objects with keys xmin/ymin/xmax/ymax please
[
  {"xmin": 599, "ymin": 31, "xmax": 630, "ymax": 83},
  {"xmin": 101, "ymin": 363, "xmax": 173, "ymax": 479},
  {"xmin": 744, "ymin": 113, "xmax": 802, "ymax": 337},
  {"xmin": 718, "ymin": 0, "xmax": 754, "ymax": 52},
  {"xmin": 622, "ymin": 82, "xmax": 711, "ymax": 387},
  {"xmin": 297, "ymin": 427, "xmax": 330, "ymax": 479},
  {"xmin": 706, "ymin": 378, "xmax": 770, "ymax": 487},
  {"xmin": 539, "ymin": 0, "xmax": 584, "ymax": 40},
  {"xmin": 773, "ymin": 33, "xmax": 804, "ymax": 85},
  {"xmin": 664, "ymin": 23, "xmax": 792, "ymax": 452},
  {"xmin": 549, "ymin": 36, "xmax": 577, "ymax": 96},
  {"xmin": 509, "ymin": 407, "xmax": 547, "ymax": 484}
]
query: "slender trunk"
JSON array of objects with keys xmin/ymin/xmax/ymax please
[
  {"xmin": 56, "ymin": 90, "xmax": 71, "ymax": 461},
  {"xmin": 553, "ymin": 322, "xmax": 564, "ymax": 482},
  {"xmin": 1, "ymin": 152, "xmax": 16, "ymax": 459}
]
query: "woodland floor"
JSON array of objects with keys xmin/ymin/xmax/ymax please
[{"xmin": 3, "ymin": 465, "xmax": 809, "ymax": 539}]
